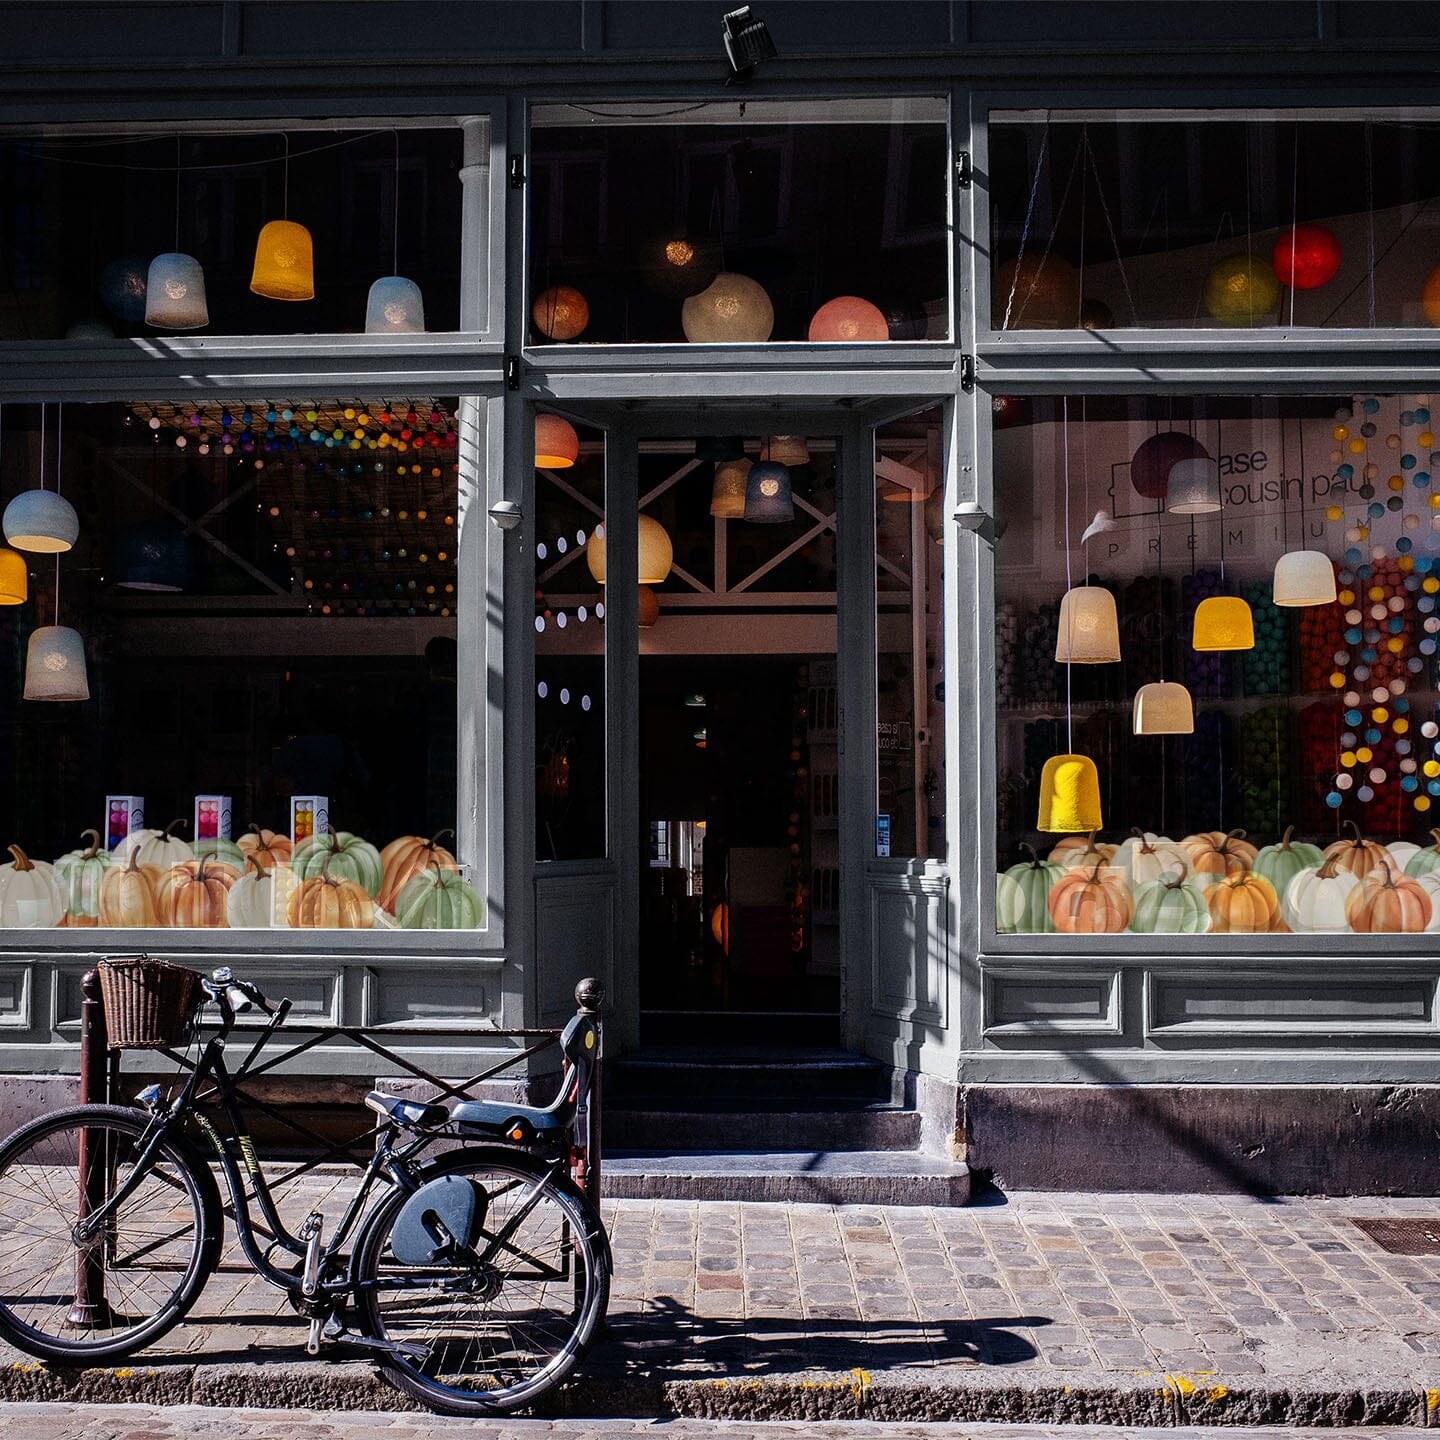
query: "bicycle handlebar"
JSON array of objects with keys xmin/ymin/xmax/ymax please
[{"xmin": 205, "ymin": 967, "xmax": 281, "ymax": 1019}]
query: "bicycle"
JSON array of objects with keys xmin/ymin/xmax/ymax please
[{"xmin": 0, "ymin": 963, "xmax": 611, "ymax": 1416}]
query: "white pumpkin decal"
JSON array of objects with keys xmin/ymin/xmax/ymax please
[{"xmin": 0, "ymin": 844, "xmax": 67, "ymax": 928}]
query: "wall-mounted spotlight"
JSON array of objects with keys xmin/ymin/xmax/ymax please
[
  {"xmin": 489, "ymin": 499, "xmax": 523, "ymax": 531},
  {"xmin": 723, "ymin": 6, "xmax": 777, "ymax": 82}
]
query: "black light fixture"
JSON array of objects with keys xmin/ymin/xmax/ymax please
[{"xmin": 722, "ymin": 6, "xmax": 776, "ymax": 81}]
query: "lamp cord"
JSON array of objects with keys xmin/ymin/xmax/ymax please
[
  {"xmin": 1216, "ymin": 413, "xmax": 1226, "ymax": 585},
  {"xmin": 392, "ymin": 129, "xmax": 400, "ymax": 276},
  {"xmin": 38, "ymin": 401, "xmax": 45, "ymax": 493},
  {"xmin": 1288, "ymin": 123, "xmax": 1299, "ymax": 329},
  {"xmin": 54, "ymin": 402, "xmax": 62, "ymax": 627},
  {"xmin": 283, "ymin": 133, "xmax": 290, "ymax": 220},
  {"xmin": 174, "ymin": 135, "xmax": 181, "ymax": 252},
  {"xmin": 1063, "ymin": 395, "xmax": 1073, "ymax": 753}
]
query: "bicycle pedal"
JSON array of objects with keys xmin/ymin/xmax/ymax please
[
  {"xmin": 306, "ymin": 1316, "xmax": 323, "ymax": 1356},
  {"xmin": 298, "ymin": 1210, "xmax": 323, "ymax": 1241}
]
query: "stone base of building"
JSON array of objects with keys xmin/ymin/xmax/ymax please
[{"xmin": 959, "ymin": 1083, "xmax": 1440, "ymax": 1195}]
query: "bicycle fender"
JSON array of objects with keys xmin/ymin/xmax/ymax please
[{"xmin": 389, "ymin": 1174, "xmax": 488, "ymax": 1265}]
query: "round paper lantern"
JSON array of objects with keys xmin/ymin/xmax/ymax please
[
  {"xmin": 0, "ymin": 548, "xmax": 27, "ymax": 605},
  {"xmin": 99, "ymin": 256, "xmax": 148, "ymax": 324},
  {"xmin": 1272, "ymin": 225, "xmax": 1341, "ymax": 290},
  {"xmin": 114, "ymin": 520, "xmax": 190, "ymax": 591},
  {"xmin": 1192, "ymin": 595, "xmax": 1254, "ymax": 651},
  {"xmin": 1272, "ymin": 550, "xmax": 1336, "ymax": 606},
  {"xmin": 1037, "ymin": 753, "xmax": 1103, "ymax": 833},
  {"xmin": 144, "ymin": 253, "xmax": 208, "ymax": 329},
  {"xmin": 1055, "ymin": 585, "xmax": 1120, "ymax": 663},
  {"xmin": 1203, "ymin": 253, "xmax": 1280, "ymax": 326},
  {"xmin": 533, "ymin": 285, "xmax": 589, "ymax": 340},
  {"xmin": 24, "ymin": 626, "xmax": 89, "ymax": 702},
  {"xmin": 1422, "ymin": 266, "xmax": 1440, "ymax": 328},
  {"xmin": 1165, "ymin": 457, "xmax": 1222, "ymax": 513},
  {"xmin": 585, "ymin": 516, "xmax": 673, "ymax": 586},
  {"xmin": 640, "ymin": 234, "xmax": 720, "ymax": 298},
  {"xmin": 365, "ymin": 276, "xmax": 425, "ymax": 333},
  {"xmin": 535, "ymin": 413, "xmax": 580, "ymax": 469},
  {"xmin": 808, "ymin": 295, "xmax": 888, "ymax": 342},
  {"xmin": 638, "ymin": 585, "xmax": 660, "ymax": 628},
  {"xmin": 4, "ymin": 490, "xmax": 79, "ymax": 553},
  {"xmin": 994, "ymin": 254, "xmax": 1080, "ymax": 329},
  {"xmin": 710, "ymin": 459, "xmax": 751, "ymax": 519},
  {"xmin": 250, "ymin": 220, "xmax": 314, "ymax": 301},
  {"xmin": 1131, "ymin": 430, "xmax": 1208, "ymax": 501},
  {"xmin": 1132, "ymin": 681, "xmax": 1194, "ymax": 735},
  {"xmin": 681, "ymin": 273, "xmax": 774, "ymax": 343},
  {"xmin": 744, "ymin": 461, "xmax": 794, "ymax": 523}
]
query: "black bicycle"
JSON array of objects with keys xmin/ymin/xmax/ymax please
[{"xmin": 0, "ymin": 965, "xmax": 610, "ymax": 1416}]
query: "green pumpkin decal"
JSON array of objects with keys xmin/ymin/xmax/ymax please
[
  {"xmin": 1130, "ymin": 871, "xmax": 1210, "ymax": 934},
  {"xmin": 292, "ymin": 831, "xmax": 385, "ymax": 897},
  {"xmin": 54, "ymin": 828, "xmax": 114, "ymax": 923},
  {"xmin": 1405, "ymin": 829, "xmax": 1440, "ymax": 880},
  {"xmin": 395, "ymin": 862, "xmax": 484, "ymax": 930},
  {"xmin": 1251, "ymin": 825, "xmax": 1324, "ymax": 899},
  {"xmin": 1001, "ymin": 844, "xmax": 1064, "ymax": 933},
  {"xmin": 190, "ymin": 836, "xmax": 246, "ymax": 870}
]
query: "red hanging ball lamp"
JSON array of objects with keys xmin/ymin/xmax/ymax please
[{"xmin": 1272, "ymin": 225, "xmax": 1342, "ymax": 290}]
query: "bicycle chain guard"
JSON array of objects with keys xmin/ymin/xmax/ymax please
[{"xmin": 389, "ymin": 1175, "xmax": 488, "ymax": 1265}]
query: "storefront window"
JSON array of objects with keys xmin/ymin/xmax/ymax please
[
  {"xmin": 528, "ymin": 99, "xmax": 949, "ymax": 345},
  {"xmin": 989, "ymin": 115, "xmax": 1440, "ymax": 330},
  {"xmin": 0, "ymin": 128, "xmax": 462, "ymax": 340},
  {"xmin": 875, "ymin": 407, "xmax": 946, "ymax": 858},
  {"xmin": 995, "ymin": 391, "xmax": 1440, "ymax": 937},
  {"xmin": 0, "ymin": 397, "xmax": 474, "ymax": 930},
  {"xmin": 533, "ymin": 415, "xmax": 606, "ymax": 860}
]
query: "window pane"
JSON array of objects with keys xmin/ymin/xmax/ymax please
[
  {"xmin": 875, "ymin": 408, "xmax": 947, "ymax": 858},
  {"xmin": 0, "ymin": 128, "xmax": 462, "ymax": 340},
  {"xmin": 989, "ymin": 115, "xmax": 1440, "ymax": 330},
  {"xmin": 994, "ymin": 391, "xmax": 1440, "ymax": 938},
  {"xmin": 0, "ymin": 398, "xmax": 472, "ymax": 929},
  {"xmin": 529, "ymin": 99, "xmax": 949, "ymax": 344}
]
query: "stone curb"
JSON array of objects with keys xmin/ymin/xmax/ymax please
[{"xmin": 2, "ymin": 1358, "xmax": 1436, "ymax": 1426}]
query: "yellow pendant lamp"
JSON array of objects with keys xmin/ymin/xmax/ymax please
[
  {"xmin": 1193, "ymin": 595, "xmax": 1254, "ymax": 651},
  {"xmin": 1037, "ymin": 753, "xmax": 1103, "ymax": 833},
  {"xmin": 1132, "ymin": 680, "xmax": 1194, "ymax": 735},
  {"xmin": 1054, "ymin": 585, "xmax": 1120, "ymax": 663},
  {"xmin": 250, "ymin": 137, "xmax": 314, "ymax": 301},
  {"xmin": 710, "ymin": 459, "xmax": 751, "ymax": 518},
  {"xmin": 0, "ymin": 547, "xmax": 27, "ymax": 605}
]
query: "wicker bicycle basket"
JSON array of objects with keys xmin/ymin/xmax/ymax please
[{"xmin": 97, "ymin": 956, "xmax": 203, "ymax": 1050}]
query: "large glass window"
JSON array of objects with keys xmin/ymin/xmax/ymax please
[
  {"xmin": 0, "ymin": 127, "xmax": 463, "ymax": 340},
  {"xmin": 0, "ymin": 396, "xmax": 475, "ymax": 930},
  {"xmin": 528, "ymin": 99, "xmax": 949, "ymax": 345},
  {"xmin": 994, "ymin": 390, "xmax": 1440, "ymax": 938},
  {"xmin": 989, "ymin": 115, "xmax": 1440, "ymax": 330}
]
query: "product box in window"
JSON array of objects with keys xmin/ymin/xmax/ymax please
[
  {"xmin": 290, "ymin": 795, "xmax": 330, "ymax": 848},
  {"xmin": 105, "ymin": 795, "xmax": 144, "ymax": 851},
  {"xmin": 193, "ymin": 794, "xmax": 233, "ymax": 844}
]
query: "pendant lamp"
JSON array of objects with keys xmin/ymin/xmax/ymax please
[
  {"xmin": 585, "ymin": 516, "xmax": 674, "ymax": 586},
  {"xmin": 1193, "ymin": 595, "xmax": 1254, "ymax": 651},
  {"xmin": 3, "ymin": 404, "xmax": 78, "ymax": 554},
  {"xmin": 535, "ymin": 413, "xmax": 580, "ymax": 469},
  {"xmin": 0, "ymin": 547, "xmax": 26, "ymax": 605},
  {"xmin": 763, "ymin": 435, "xmax": 810, "ymax": 467},
  {"xmin": 641, "ymin": 233, "xmax": 720, "ymax": 298},
  {"xmin": 744, "ymin": 461, "xmax": 794, "ymax": 523},
  {"xmin": 1133, "ymin": 680, "xmax": 1195, "ymax": 735},
  {"xmin": 638, "ymin": 586, "xmax": 660, "ymax": 628},
  {"xmin": 1054, "ymin": 585, "xmax": 1120, "ymax": 663},
  {"xmin": 1131, "ymin": 430, "xmax": 1207, "ymax": 502},
  {"xmin": 533, "ymin": 285, "xmax": 589, "ymax": 340},
  {"xmin": 682, "ymin": 273, "xmax": 774, "ymax": 343},
  {"xmin": 710, "ymin": 459, "xmax": 751, "ymax": 518},
  {"xmin": 114, "ymin": 520, "xmax": 190, "ymax": 592},
  {"xmin": 251, "ymin": 220, "xmax": 314, "ymax": 301},
  {"xmin": 145, "ymin": 252, "xmax": 209, "ymax": 330},
  {"xmin": 1037, "ymin": 753, "xmax": 1103, "ymax": 832},
  {"xmin": 808, "ymin": 295, "xmax": 888, "ymax": 342},
  {"xmin": 99, "ymin": 255, "xmax": 148, "ymax": 324},
  {"xmin": 1273, "ymin": 550, "xmax": 1337, "ymax": 607},
  {"xmin": 24, "ymin": 626, "xmax": 88, "ymax": 702},
  {"xmin": 1166, "ymin": 457, "xmax": 1222, "ymax": 514},
  {"xmin": 365, "ymin": 133, "xmax": 425, "ymax": 332}
]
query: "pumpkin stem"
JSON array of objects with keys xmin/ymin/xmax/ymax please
[
  {"xmin": 1163, "ymin": 869, "xmax": 1188, "ymax": 890},
  {"xmin": 1224, "ymin": 853, "xmax": 1250, "ymax": 879},
  {"xmin": 1317, "ymin": 853, "xmax": 1344, "ymax": 879},
  {"xmin": 165, "ymin": 817, "xmax": 188, "ymax": 838},
  {"xmin": 6, "ymin": 844, "xmax": 32, "ymax": 872},
  {"xmin": 80, "ymin": 828, "xmax": 101, "ymax": 860},
  {"xmin": 1430, "ymin": 828, "xmax": 1440, "ymax": 850},
  {"xmin": 1279, "ymin": 824, "xmax": 1295, "ymax": 850},
  {"xmin": 320, "ymin": 852, "xmax": 337, "ymax": 885},
  {"xmin": 1088, "ymin": 858, "xmax": 1106, "ymax": 881},
  {"xmin": 1343, "ymin": 818, "xmax": 1362, "ymax": 846},
  {"xmin": 1020, "ymin": 842, "xmax": 1041, "ymax": 867},
  {"xmin": 245, "ymin": 853, "xmax": 268, "ymax": 878},
  {"xmin": 430, "ymin": 828, "xmax": 456, "ymax": 848},
  {"xmin": 125, "ymin": 846, "xmax": 145, "ymax": 875},
  {"xmin": 195, "ymin": 849, "xmax": 218, "ymax": 879}
]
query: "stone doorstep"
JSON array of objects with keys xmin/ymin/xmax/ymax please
[{"xmin": 0, "ymin": 1355, "xmax": 1434, "ymax": 1426}]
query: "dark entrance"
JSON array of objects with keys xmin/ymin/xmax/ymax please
[{"xmin": 638, "ymin": 656, "xmax": 841, "ymax": 1047}]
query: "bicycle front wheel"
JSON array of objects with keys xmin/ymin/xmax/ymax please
[
  {"xmin": 0, "ymin": 1104, "xmax": 221, "ymax": 1362},
  {"xmin": 351, "ymin": 1147, "xmax": 610, "ymax": 1415}
]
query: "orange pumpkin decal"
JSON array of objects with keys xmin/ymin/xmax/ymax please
[
  {"xmin": 97, "ymin": 849, "xmax": 165, "ymax": 928},
  {"xmin": 1047, "ymin": 860, "xmax": 1134, "ymax": 933},
  {"xmin": 238, "ymin": 823, "xmax": 292, "ymax": 866},
  {"xmin": 1047, "ymin": 830, "xmax": 1117, "ymax": 868},
  {"xmin": 377, "ymin": 829, "xmax": 458, "ymax": 914},
  {"xmin": 1207, "ymin": 864, "xmax": 1281, "ymax": 933},
  {"xmin": 1346, "ymin": 867, "xmax": 1432, "ymax": 933},
  {"xmin": 1182, "ymin": 829, "xmax": 1260, "ymax": 882},
  {"xmin": 288, "ymin": 853, "xmax": 374, "ymax": 929},
  {"xmin": 1322, "ymin": 819, "xmax": 1397, "ymax": 884},
  {"xmin": 158, "ymin": 851, "xmax": 240, "ymax": 928}
]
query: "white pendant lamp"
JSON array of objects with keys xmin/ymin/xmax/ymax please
[
  {"xmin": 710, "ymin": 459, "xmax": 751, "ymax": 518},
  {"xmin": 1166, "ymin": 457, "xmax": 1222, "ymax": 514},
  {"xmin": 24, "ymin": 626, "xmax": 88, "ymax": 702},
  {"xmin": 3, "ymin": 403, "xmax": 78, "ymax": 554},
  {"xmin": 1055, "ymin": 585, "xmax": 1120, "ymax": 663},
  {"xmin": 1133, "ymin": 680, "xmax": 1194, "ymax": 735},
  {"xmin": 364, "ymin": 133, "xmax": 425, "ymax": 333},
  {"xmin": 681, "ymin": 273, "xmax": 774, "ymax": 343},
  {"xmin": 145, "ymin": 252, "xmax": 209, "ymax": 330},
  {"xmin": 1273, "ymin": 549, "xmax": 1337, "ymax": 607}
]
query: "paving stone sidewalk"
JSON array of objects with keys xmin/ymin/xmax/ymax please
[{"xmin": 5, "ymin": 1188, "xmax": 1440, "ymax": 1423}]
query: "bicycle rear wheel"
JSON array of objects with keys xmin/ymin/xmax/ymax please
[
  {"xmin": 350, "ymin": 1147, "xmax": 610, "ymax": 1415},
  {"xmin": 0, "ymin": 1104, "xmax": 220, "ymax": 1362}
]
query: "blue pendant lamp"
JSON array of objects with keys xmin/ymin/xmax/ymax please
[{"xmin": 744, "ymin": 461, "xmax": 794, "ymax": 523}]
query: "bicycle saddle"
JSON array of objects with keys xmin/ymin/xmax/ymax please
[{"xmin": 364, "ymin": 1091, "xmax": 449, "ymax": 1129}]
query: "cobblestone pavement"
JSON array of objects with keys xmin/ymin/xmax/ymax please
[
  {"xmin": 0, "ymin": 1413, "xmax": 1431, "ymax": 1440},
  {"xmin": 4, "ymin": 1187, "xmax": 1440, "ymax": 1419}
]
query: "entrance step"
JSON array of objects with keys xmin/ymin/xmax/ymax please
[
  {"xmin": 607, "ymin": 1049, "xmax": 892, "ymax": 1102},
  {"xmin": 604, "ymin": 1097, "xmax": 920, "ymax": 1153},
  {"xmin": 601, "ymin": 1149, "xmax": 971, "ymax": 1207}
]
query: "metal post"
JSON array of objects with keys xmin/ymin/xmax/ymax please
[
  {"xmin": 68, "ymin": 969, "xmax": 114, "ymax": 1329},
  {"xmin": 574, "ymin": 976, "xmax": 604, "ymax": 1206}
]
